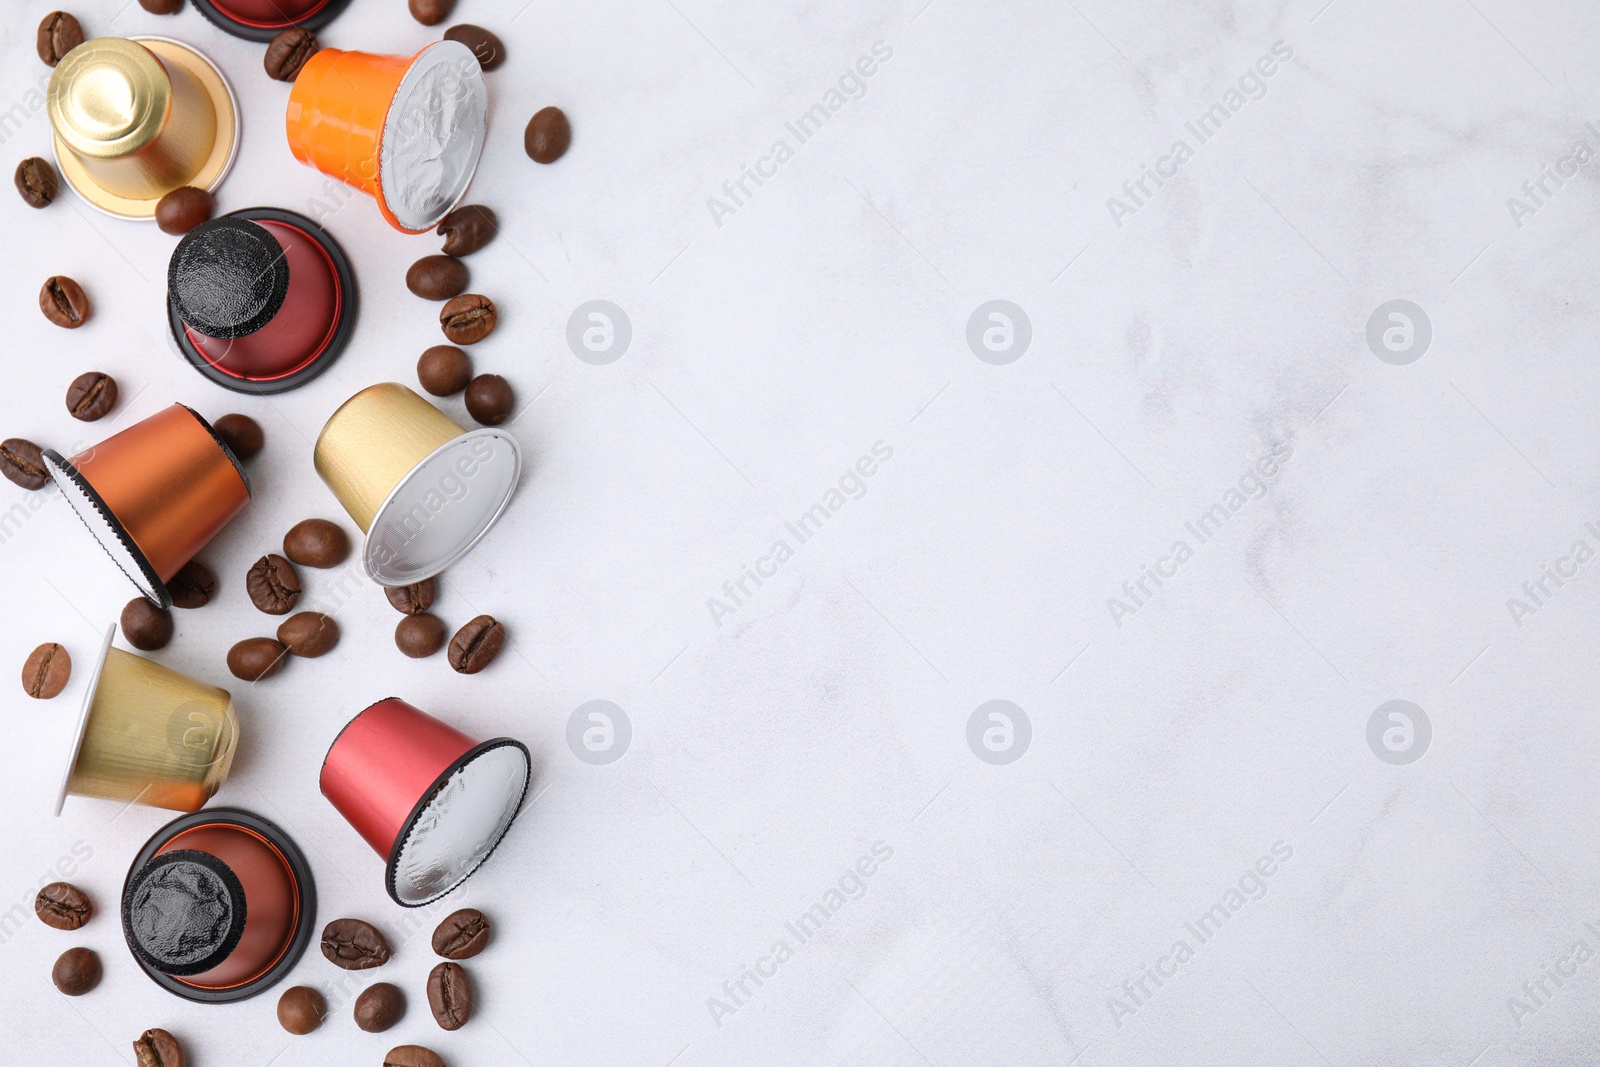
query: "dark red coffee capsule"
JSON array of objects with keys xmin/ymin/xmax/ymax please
[
  {"xmin": 188, "ymin": 0, "xmax": 352, "ymax": 43},
  {"xmin": 121, "ymin": 808, "xmax": 315, "ymax": 1003},
  {"xmin": 167, "ymin": 209, "xmax": 356, "ymax": 395}
]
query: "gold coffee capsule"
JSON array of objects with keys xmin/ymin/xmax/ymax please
[
  {"xmin": 56, "ymin": 626, "xmax": 239, "ymax": 815},
  {"xmin": 47, "ymin": 36, "xmax": 239, "ymax": 219}
]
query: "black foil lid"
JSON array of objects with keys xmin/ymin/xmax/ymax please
[
  {"xmin": 168, "ymin": 217, "xmax": 291, "ymax": 339},
  {"xmin": 122, "ymin": 850, "xmax": 247, "ymax": 977}
]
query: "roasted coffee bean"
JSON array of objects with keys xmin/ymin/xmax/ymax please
[
  {"xmin": 168, "ymin": 560, "xmax": 217, "ymax": 609},
  {"xmin": 524, "ymin": 106, "xmax": 571, "ymax": 164},
  {"xmin": 264, "ymin": 27, "xmax": 319, "ymax": 82},
  {"xmin": 15, "ymin": 157, "xmax": 58, "ymax": 208},
  {"xmin": 440, "ymin": 294, "xmax": 497, "ymax": 345},
  {"xmin": 409, "ymin": 0, "xmax": 454, "ymax": 24},
  {"xmin": 386, "ymin": 578, "xmax": 436, "ymax": 615},
  {"xmin": 426, "ymin": 962, "xmax": 473, "ymax": 1030},
  {"xmin": 22, "ymin": 643, "xmax": 71, "ymax": 700},
  {"xmin": 52, "ymin": 947, "xmax": 100, "ymax": 995},
  {"xmin": 277, "ymin": 612, "xmax": 338, "ymax": 658},
  {"xmin": 355, "ymin": 982, "xmax": 405, "ymax": 1032},
  {"xmin": 155, "ymin": 186, "xmax": 212, "ymax": 235},
  {"xmin": 283, "ymin": 518, "xmax": 349, "ymax": 568},
  {"xmin": 437, "ymin": 204, "xmax": 496, "ymax": 256},
  {"xmin": 35, "ymin": 882, "xmax": 90, "ymax": 930},
  {"xmin": 384, "ymin": 1046, "xmax": 445, "ymax": 1067},
  {"xmin": 212, "ymin": 413, "xmax": 263, "ymax": 460},
  {"xmin": 448, "ymin": 615, "xmax": 504, "ymax": 674},
  {"xmin": 277, "ymin": 985, "xmax": 326, "ymax": 1035},
  {"xmin": 395, "ymin": 614, "xmax": 446, "ymax": 658},
  {"xmin": 444, "ymin": 24, "xmax": 504, "ymax": 71},
  {"xmin": 464, "ymin": 374, "xmax": 514, "ymax": 425},
  {"xmin": 37, "ymin": 12, "xmax": 84, "ymax": 67},
  {"xmin": 432, "ymin": 908, "xmax": 489, "ymax": 959},
  {"xmin": 417, "ymin": 345, "xmax": 472, "ymax": 396},
  {"xmin": 321, "ymin": 918, "xmax": 390, "ymax": 970},
  {"xmin": 66, "ymin": 372, "xmax": 117, "ymax": 421},
  {"xmin": 227, "ymin": 637, "xmax": 288, "ymax": 681},
  {"xmin": 139, "ymin": 0, "xmax": 184, "ymax": 12},
  {"xmin": 40, "ymin": 276, "xmax": 89, "ymax": 329},
  {"xmin": 133, "ymin": 1028, "xmax": 182, "ymax": 1067},
  {"xmin": 0, "ymin": 438, "xmax": 48, "ymax": 490},
  {"xmin": 121, "ymin": 598, "xmax": 174, "ymax": 651},
  {"xmin": 247, "ymin": 554, "xmax": 301, "ymax": 615},
  {"xmin": 407, "ymin": 255, "xmax": 469, "ymax": 300}
]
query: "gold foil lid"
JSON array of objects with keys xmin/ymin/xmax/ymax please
[{"xmin": 49, "ymin": 38, "xmax": 172, "ymax": 161}]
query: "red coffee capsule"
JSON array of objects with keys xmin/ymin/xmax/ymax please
[
  {"xmin": 122, "ymin": 809, "xmax": 315, "ymax": 1003},
  {"xmin": 320, "ymin": 698, "xmax": 530, "ymax": 907},
  {"xmin": 168, "ymin": 210, "xmax": 356, "ymax": 394},
  {"xmin": 189, "ymin": 0, "xmax": 352, "ymax": 42}
]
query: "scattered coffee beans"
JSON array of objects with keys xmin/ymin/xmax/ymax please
[
  {"xmin": 465, "ymin": 374, "xmax": 514, "ymax": 425},
  {"xmin": 138, "ymin": 0, "xmax": 183, "ymax": 12},
  {"xmin": 65, "ymin": 372, "xmax": 116, "ymax": 421},
  {"xmin": 264, "ymin": 27, "xmax": 319, "ymax": 82},
  {"xmin": 396, "ymin": 614, "xmax": 447, "ymax": 658},
  {"xmin": 212, "ymin": 413, "xmax": 263, "ymax": 460},
  {"xmin": 444, "ymin": 24, "xmax": 504, "ymax": 70},
  {"xmin": 432, "ymin": 908, "xmax": 489, "ymax": 959},
  {"xmin": 121, "ymin": 598, "xmax": 174, "ymax": 651},
  {"xmin": 437, "ymin": 204, "xmax": 496, "ymax": 256},
  {"xmin": 277, "ymin": 612, "xmax": 338, "ymax": 657},
  {"xmin": 448, "ymin": 615, "xmax": 505, "ymax": 674},
  {"xmin": 37, "ymin": 12, "xmax": 84, "ymax": 67},
  {"xmin": 227, "ymin": 637, "xmax": 288, "ymax": 681},
  {"xmin": 355, "ymin": 982, "xmax": 405, "ymax": 1032},
  {"xmin": 247, "ymin": 554, "xmax": 301, "ymax": 615},
  {"xmin": 155, "ymin": 187, "xmax": 212, "ymax": 235},
  {"xmin": 35, "ymin": 882, "xmax": 90, "ymax": 930},
  {"xmin": 0, "ymin": 438, "xmax": 48, "ymax": 490},
  {"xmin": 132, "ymin": 1027, "xmax": 181, "ymax": 1067},
  {"xmin": 15, "ymin": 157, "xmax": 57, "ymax": 208},
  {"xmin": 22, "ymin": 642, "xmax": 70, "ymax": 699},
  {"xmin": 384, "ymin": 1046, "xmax": 445, "ymax": 1067},
  {"xmin": 440, "ymin": 294, "xmax": 497, "ymax": 345},
  {"xmin": 168, "ymin": 559, "xmax": 217, "ymax": 609},
  {"xmin": 386, "ymin": 579, "xmax": 436, "ymax": 615},
  {"xmin": 524, "ymin": 106, "xmax": 571, "ymax": 163},
  {"xmin": 283, "ymin": 518, "xmax": 349, "ymax": 568},
  {"xmin": 418, "ymin": 345, "xmax": 472, "ymax": 396},
  {"xmin": 277, "ymin": 985, "xmax": 326, "ymax": 1034},
  {"xmin": 407, "ymin": 255, "xmax": 469, "ymax": 300},
  {"xmin": 52, "ymin": 946, "xmax": 100, "ymax": 995},
  {"xmin": 40, "ymin": 276, "xmax": 89, "ymax": 329},
  {"xmin": 409, "ymin": 0, "xmax": 454, "ymax": 24},
  {"xmin": 426, "ymin": 962, "xmax": 473, "ymax": 1030},
  {"xmin": 321, "ymin": 918, "xmax": 391, "ymax": 970}
]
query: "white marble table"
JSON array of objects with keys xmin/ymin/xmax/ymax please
[{"xmin": 2, "ymin": 0, "xmax": 1598, "ymax": 1063}]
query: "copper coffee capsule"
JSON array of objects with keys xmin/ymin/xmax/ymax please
[
  {"xmin": 167, "ymin": 210, "xmax": 357, "ymax": 394},
  {"xmin": 190, "ymin": 0, "xmax": 352, "ymax": 43},
  {"xmin": 122, "ymin": 808, "xmax": 315, "ymax": 1002},
  {"xmin": 44, "ymin": 404, "xmax": 251, "ymax": 608}
]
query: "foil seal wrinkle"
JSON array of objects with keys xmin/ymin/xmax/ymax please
[{"xmin": 124, "ymin": 851, "xmax": 247, "ymax": 975}]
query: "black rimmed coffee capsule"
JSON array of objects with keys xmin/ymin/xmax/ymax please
[{"xmin": 188, "ymin": 0, "xmax": 354, "ymax": 43}]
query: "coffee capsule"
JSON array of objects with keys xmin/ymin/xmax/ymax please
[
  {"xmin": 47, "ymin": 36, "xmax": 238, "ymax": 221},
  {"xmin": 56, "ymin": 625, "xmax": 239, "ymax": 816},
  {"xmin": 167, "ymin": 209, "xmax": 357, "ymax": 394},
  {"xmin": 314, "ymin": 383, "xmax": 519, "ymax": 586},
  {"xmin": 320, "ymin": 698, "xmax": 530, "ymax": 907},
  {"xmin": 189, "ymin": 0, "xmax": 352, "ymax": 42},
  {"xmin": 285, "ymin": 42, "xmax": 487, "ymax": 233},
  {"xmin": 43, "ymin": 405, "xmax": 251, "ymax": 608},
  {"xmin": 122, "ymin": 808, "xmax": 315, "ymax": 1002}
]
